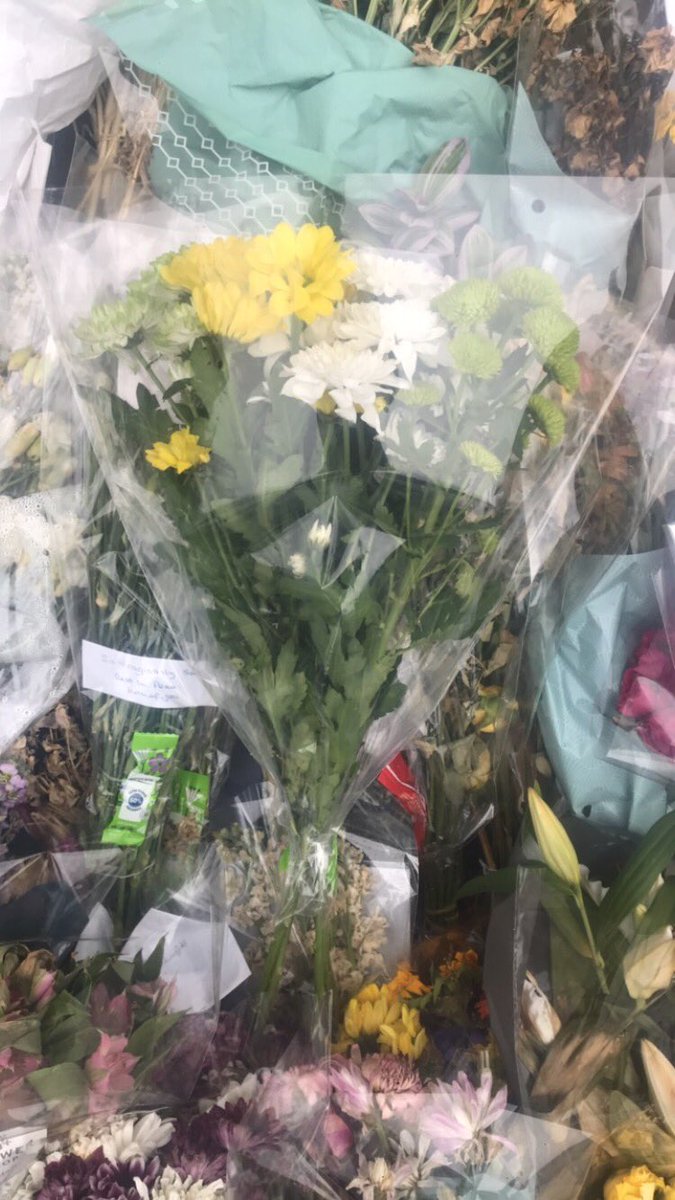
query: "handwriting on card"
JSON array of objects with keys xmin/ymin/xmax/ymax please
[{"xmin": 81, "ymin": 641, "xmax": 213, "ymax": 709}]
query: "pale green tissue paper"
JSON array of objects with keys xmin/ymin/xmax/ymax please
[
  {"xmin": 535, "ymin": 552, "xmax": 674, "ymax": 836},
  {"xmin": 94, "ymin": 0, "xmax": 509, "ymax": 190}
]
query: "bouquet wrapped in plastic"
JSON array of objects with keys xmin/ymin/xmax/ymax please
[{"xmin": 39, "ymin": 163, "xmax": 662, "ymax": 1045}]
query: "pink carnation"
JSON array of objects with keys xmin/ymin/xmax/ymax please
[
  {"xmin": 85, "ymin": 1032, "xmax": 139, "ymax": 1115},
  {"xmin": 618, "ymin": 627, "xmax": 675, "ymax": 760}
]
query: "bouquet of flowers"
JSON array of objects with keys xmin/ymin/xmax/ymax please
[{"xmin": 48, "ymin": 182, "xmax": 653, "ymax": 1038}]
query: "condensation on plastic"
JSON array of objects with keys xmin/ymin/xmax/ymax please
[{"xmin": 0, "ymin": 845, "xmax": 225, "ymax": 1134}]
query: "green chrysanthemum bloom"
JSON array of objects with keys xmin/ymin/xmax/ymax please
[
  {"xmin": 455, "ymin": 562, "xmax": 476, "ymax": 599},
  {"xmin": 460, "ymin": 440, "xmax": 503, "ymax": 477},
  {"xmin": 147, "ymin": 303, "xmax": 203, "ymax": 352},
  {"xmin": 548, "ymin": 351, "xmax": 580, "ymax": 394},
  {"xmin": 77, "ymin": 295, "xmax": 147, "ymax": 358},
  {"xmin": 499, "ymin": 267, "xmax": 563, "ymax": 308},
  {"xmin": 396, "ymin": 383, "xmax": 442, "ymax": 407},
  {"xmin": 127, "ymin": 257, "xmax": 175, "ymax": 305},
  {"xmin": 528, "ymin": 393, "xmax": 566, "ymax": 446},
  {"xmin": 449, "ymin": 332, "xmax": 502, "ymax": 379},
  {"xmin": 435, "ymin": 279, "xmax": 502, "ymax": 328},
  {"xmin": 522, "ymin": 305, "xmax": 579, "ymax": 363}
]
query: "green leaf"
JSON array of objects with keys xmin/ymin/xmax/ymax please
[
  {"xmin": 127, "ymin": 1013, "xmax": 181, "ymax": 1060},
  {"xmin": 27, "ymin": 1062, "xmax": 87, "ymax": 1106},
  {"xmin": 0, "ymin": 1017, "xmax": 41, "ymax": 1055},
  {"xmin": 134, "ymin": 937, "xmax": 165, "ymax": 984},
  {"xmin": 457, "ymin": 867, "xmax": 517, "ymax": 898},
  {"xmin": 596, "ymin": 812, "xmax": 675, "ymax": 948}
]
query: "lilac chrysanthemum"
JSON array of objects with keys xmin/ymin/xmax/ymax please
[
  {"xmin": 419, "ymin": 1069, "xmax": 511, "ymax": 1165},
  {"xmin": 36, "ymin": 1148, "xmax": 161, "ymax": 1199}
]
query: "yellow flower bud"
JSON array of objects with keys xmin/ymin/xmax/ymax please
[{"xmin": 527, "ymin": 788, "xmax": 580, "ymax": 888}]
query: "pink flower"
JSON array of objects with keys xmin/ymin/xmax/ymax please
[
  {"xmin": 618, "ymin": 628, "xmax": 675, "ymax": 761},
  {"xmin": 89, "ymin": 984, "xmax": 132, "ymax": 1036},
  {"xmin": 324, "ymin": 1111, "xmax": 353, "ymax": 1158},
  {"xmin": 258, "ymin": 1065, "xmax": 331, "ymax": 1123},
  {"xmin": 85, "ymin": 1032, "xmax": 139, "ymax": 1115},
  {"xmin": 31, "ymin": 969, "xmax": 56, "ymax": 1011},
  {"xmin": 361, "ymin": 1053, "xmax": 423, "ymax": 1120},
  {"xmin": 331, "ymin": 1056, "xmax": 374, "ymax": 1120},
  {"xmin": 0, "ymin": 1046, "xmax": 42, "ymax": 1114},
  {"xmin": 419, "ymin": 1070, "xmax": 510, "ymax": 1160}
]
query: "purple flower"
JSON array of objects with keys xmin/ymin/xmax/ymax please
[
  {"xmin": 36, "ymin": 1148, "xmax": 161, "ymax": 1199},
  {"xmin": 165, "ymin": 1101, "xmax": 247, "ymax": 1184},
  {"xmin": 419, "ymin": 1069, "xmax": 511, "ymax": 1162},
  {"xmin": 147, "ymin": 754, "xmax": 171, "ymax": 776}
]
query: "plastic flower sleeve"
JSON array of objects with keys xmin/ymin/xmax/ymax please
[
  {"xmin": 230, "ymin": 1030, "xmax": 592, "ymax": 1200},
  {"xmin": 484, "ymin": 798, "xmax": 675, "ymax": 1139},
  {"xmin": 0, "ymin": 209, "xmax": 76, "ymax": 755},
  {"xmin": 0, "ymin": 844, "xmax": 229, "ymax": 1137},
  {"xmin": 35, "ymin": 174, "xmax": 658, "ymax": 1034}
]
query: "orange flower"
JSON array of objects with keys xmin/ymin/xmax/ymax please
[
  {"xmin": 387, "ymin": 965, "xmax": 430, "ymax": 999},
  {"xmin": 440, "ymin": 948, "xmax": 480, "ymax": 977}
]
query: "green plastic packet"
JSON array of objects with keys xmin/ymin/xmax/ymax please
[{"xmin": 102, "ymin": 731, "xmax": 180, "ymax": 847}]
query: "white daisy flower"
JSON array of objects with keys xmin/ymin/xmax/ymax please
[
  {"xmin": 350, "ymin": 247, "xmax": 452, "ymax": 300},
  {"xmin": 68, "ymin": 1113, "xmax": 174, "ymax": 1163},
  {"xmin": 135, "ymin": 1166, "xmax": 229, "ymax": 1199},
  {"xmin": 282, "ymin": 342, "xmax": 402, "ymax": 431},
  {"xmin": 328, "ymin": 299, "xmax": 446, "ymax": 380}
]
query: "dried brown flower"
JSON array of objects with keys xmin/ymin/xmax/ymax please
[
  {"xmin": 539, "ymin": 0, "xmax": 576, "ymax": 33},
  {"xmin": 641, "ymin": 28, "xmax": 675, "ymax": 75}
]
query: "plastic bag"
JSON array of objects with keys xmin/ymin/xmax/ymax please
[
  {"xmin": 34, "ymin": 165, "xmax": 661, "ymax": 1044},
  {"xmin": 0, "ymin": 845, "xmax": 227, "ymax": 1136},
  {"xmin": 0, "ymin": 209, "xmax": 80, "ymax": 756},
  {"xmin": 484, "ymin": 804, "xmax": 675, "ymax": 1152}
]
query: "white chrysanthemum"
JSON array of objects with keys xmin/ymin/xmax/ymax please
[
  {"xmin": 282, "ymin": 342, "xmax": 401, "ymax": 430},
  {"xmin": 328, "ymin": 300, "xmax": 445, "ymax": 380},
  {"xmin": 10, "ymin": 1162, "xmax": 45, "ymax": 1200},
  {"xmin": 68, "ymin": 1113, "xmax": 174, "ymax": 1163},
  {"xmin": 135, "ymin": 1166, "xmax": 229, "ymax": 1199},
  {"xmin": 216, "ymin": 1072, "xmax": 260, "ymax": 1108},
  {"xmin": 350, "ymin": 247, "xmax": 452, "ymax": 300}
]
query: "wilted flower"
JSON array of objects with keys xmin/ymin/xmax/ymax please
[
  {"xmin": 623, "ymin": 928, "xmax": 675, "ymax": 1002},
  {"xmin": 521, "ymin": 974, "xmax": 561, "ymax": 1046},
  {"xmin": 641, "ymin": 1039, "xmax": 675, "ymax": 1137}
]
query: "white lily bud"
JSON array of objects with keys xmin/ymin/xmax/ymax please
[
  {"xmin": 623, "ymin": 927, "xmax": 675, "ymax": 1002},
  {"xmin": 521, "ymin": 973, "xmax": 562, "ymax": 1046}
]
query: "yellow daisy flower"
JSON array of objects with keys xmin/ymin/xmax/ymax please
[
  {"xmin": 160, "ymin": 237, "xmax": 248, "ymax": 292},
  {"xmin": 246, "ymin": 222, "xmax": 353, "ymax": 325},
  {"xmin": 192, "ymin": 280, "xmax": 282, "ymax": 344},
  {"xmin": 145, "ymin": 429, "xmax": 211, "ymax": 474}
]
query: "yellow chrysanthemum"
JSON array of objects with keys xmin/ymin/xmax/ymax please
[
  {"xmin": 604, "ymin": 1167, "xmax": 667, "ymax": 1200},
  {"xmin": 246, "ymin": 222, "xmax": 353, "ymax": 325},
  {"xmin": 343, "ymin": 986, "xmax": 402, "ymax": 1040},
  {"xmin": 160, "ymin": 237, "xmax": 248, "ymax": 292},
  {"xmin": 378, "ymin": 1004, "xmax": 428, "ymax": 1060},
  {"xmin": 145, "ymin": 429, "xmax": 211, "ymax": 474},
  {"xmin": 192, "ymin": 280, "xmax": 282, "ymax": 344}
]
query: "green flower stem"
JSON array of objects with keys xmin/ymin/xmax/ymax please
[
  {"xmin": 365, "ymin": 0, "xmax": 383, "ymax": 22},
  {"xmin": 574, "ymin": 887, "xmax": 610, "ymax": 995}
]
